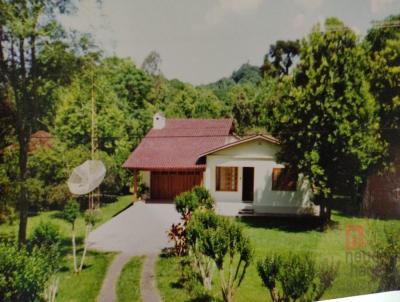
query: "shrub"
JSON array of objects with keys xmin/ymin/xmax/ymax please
[
  {"xmin": 169, "ymin": 187, "xmax": 215, "ymax": 256},
  {"xmin": 0, "ymin": 204, "xmax": 16, "ymax": 225},
  {"xmin": 367, "ymin": 222, "xmax": 400, "ymax": 291},
  {"xmin": 191, "ymin": 186, "xmax": 214, "ymax": 210},
  {"xmin": 175, "ymin": 191, "xmax": 199, "ymax": 216},
  {"xmin": 257, "ymin": 253, "xmax": 338, "ymax": 302},
  {"xmin": 29, "ymin": 221, "xmax": 61, "ymax": 250},
  {"xmin": 186, "ymin": 210, "xmax": 252, "ymax": 302},
  {"xmin": 174, "ymin": 187, "xmax": 215, "ymax": 217},
  {"xmin": 0, "ymin": 241, "xmax": 59, "ymax": 302}
]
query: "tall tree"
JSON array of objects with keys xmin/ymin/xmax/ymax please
[
  {"xmin": 366, "ymin": 15, "xmax": 400, "ymax": 151},
  {"xmin": 0, "ymin": 0, "xmax": 74, "ymax": 245},
  {"xmin": 141, "ymin": 50, "xmax": 162, "ymax": 76},
  {"xmin": 261, "ymin": 40, "xmax": 300, "ymax": 77},
  {"xmin": 273, "ymin": 19, "xmax": 384, "ymax": 221}
]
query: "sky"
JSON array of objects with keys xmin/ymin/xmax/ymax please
[{"xmin": 59, "ymin": 0, "xmax": 400, "ymax": 85}]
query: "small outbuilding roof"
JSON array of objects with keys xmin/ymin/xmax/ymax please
[
  {"xmin": 123, "ymin": 118, "xmax": 237, "ymax": 170},
  {"xmin": 0, "ymin": 130, "xmax": 53, "ymax": 155}
]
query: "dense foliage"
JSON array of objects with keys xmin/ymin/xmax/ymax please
[
  {"xmin": 168, "ymin": 187, "xmax": 215, "ymax": 256},
  {"xmin": 0, "ymin": 241, "xmax": 59, "ymax": 302},
  {"xmin": 272, "ymin": 19, "xmax": 386, "ymax": 219},
  {"xmin": 367, "ymin": 222, "xmax": 400, "ymax": 291}
]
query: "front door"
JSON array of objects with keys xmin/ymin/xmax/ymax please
[{"xmin": 242, "ymin": 167, "xmax": 254, "ymax": 202}]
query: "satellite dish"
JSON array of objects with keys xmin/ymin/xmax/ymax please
[{"xmin": 67, "ymin": 160, "xmax": 106, "ymax": 195}]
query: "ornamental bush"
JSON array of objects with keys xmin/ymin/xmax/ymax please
[
  {"xmin": 257, "ymin": 253, "xmax": 338, "ymax": 302},
  {"xmin": 170, "ymin": 187, "xmax": 215, "ymax": 256},
  {"xmin": 174, "ymin": 187, "xmax": 214, "ymax": 216},
  {"xmin": 186, "ymin": 210, "xmax": 252, "ymax": 302}
]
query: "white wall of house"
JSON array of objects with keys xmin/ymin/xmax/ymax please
[{"xmin": 204, "ymin": 138, "xmax": 317, "ymax": 215}]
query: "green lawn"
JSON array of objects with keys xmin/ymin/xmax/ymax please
[
  {"xmin": 0, "ymin": 195, "xmax": 133, "ymax": 239},
  {"xmin": 0, "ymin": 195, "xmax": 133, "ymax": 302},
  {"xmin": 57, "ymin": 251, "xmax": 115, "ymax": 302},
  {"xmin": 156, "ymin": 211, "xmax": 399, "ymax": 302},
  {"xmin": 117, "ymin": 256, "xmax": 144, "ymax": 302}
]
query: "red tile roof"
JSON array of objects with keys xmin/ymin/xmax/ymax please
[
  {"xmin": 0, "ymin": 130, "xmax": 53, "ymax": 155},
  {"xmin": 123, "ymin": 119, "xmax": 236, "ymax": 170}
]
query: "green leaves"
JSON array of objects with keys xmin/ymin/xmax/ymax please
[
  {"xmin": 0, "ymin": 241, "xmax": 58, "ymax": 302},
  {"xmin": 174, "ymin": 187, "xmax": 215, "ymax": 217},
  {"xmin": 273, "ymin": 18, "xmax": 385, "ymax": 199},
  {"xmin": 186, "ymin": 210, "xmax": 253, "ymax": 302},
  {"xmin": 257, "ymin": 253, "xmax": 338, "ymax": 302},
  {"xmin": 62, "ymin": 199, "xmax": 80, "ymax": 225}
]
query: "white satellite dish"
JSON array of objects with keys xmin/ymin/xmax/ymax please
[{"xmin": 67, "ymin": 160, "xmax": 106, "ymax": 195}]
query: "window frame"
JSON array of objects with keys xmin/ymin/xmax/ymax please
[
  {"xmin": 271, "ymin": 167, "xmax": 297, "ymax": 192},
  {"xmin": 216, "ymin": 166, "xmax": 238, "ymax": 192}
]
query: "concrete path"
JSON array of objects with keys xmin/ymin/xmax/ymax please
[
  {"xmin": 97, "ymin": 253, "xmax": 131, "ymax": 302},
  {"xmin": 89, "ymin": 201, "xmax": 180, "ymax": 254},
  {"xmin": 92, "ymin": 201, "xmax": 180, "ymax": 302},
  {"xmin": 141, "ymin": 254, "xmax": 162, "ymax": 302}
]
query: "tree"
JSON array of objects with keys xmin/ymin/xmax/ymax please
[
  {"xmin": 79, "ymin": 208, "xmax": 100, "ymax": 271},
  {"xmin": 231, "ymin": 63, "xmax": 262, "ymax": 85},
  {"xmin": 186, "ymin": 211, "xmax": 252, "ymax": 302},
  {"xmin": 0, "ymin": 0, "xmax": 75, "ymax": 245},
  {"xmin": 261, "ymin": 40, "xmax": 300, "ymax": 77},
  {"xmin": 62, "ymin": 199, "xmax": 80, "ymax": 273},
  {"xmin": 365, "ymin": 15, "xmax": 400, "ymax": 151},
  {"xmin": 273, "ymin": 18, "xmax": 384, "ymax": 221},
  {"xmin": 141, "ymin": 50, "xmax": 162, "ymax": 76}
]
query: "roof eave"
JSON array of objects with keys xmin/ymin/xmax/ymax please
[{"xmin": 196, "ymin": 134, "xmax": 280, "ymax": 160}]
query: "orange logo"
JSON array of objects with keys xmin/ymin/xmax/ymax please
[{"xmin": 345, "ymin": 224, "xmax": 366, "ymax": 250}]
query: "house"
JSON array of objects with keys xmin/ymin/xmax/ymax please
[
  {"xmin": 123, "ymin": 113, "xmax": 317, "ymax": 216},
  {"xmin": 0, "ymin": 130, "xmax": 53, "ymax": 156}
]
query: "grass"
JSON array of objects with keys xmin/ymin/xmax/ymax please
[
  {"xmin": 0, "ymin": 195, "xmax": 133, "ymax": 302},
  {"xmin": 0, "ymin": 195, "xmax": 133, "ymax": 239},
  {"xmin": 117, "ymin": 256, "xmax": 144, "ymax": 302},
  {"xmin": 156, "ymin": 211, "xmax": 400, "ymax": 302},
  {"xmin": 57, "ymin": 251, "xmax": 115, "ymax": 302}
]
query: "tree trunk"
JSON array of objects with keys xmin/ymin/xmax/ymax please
[
  {"xmin": 79, "ymin": 223, "xmax": 92, "ymax": 272},
  {"xmin": 72, "ymin": 224, "xmax": 78, "ymax": 273},
  {"xmin": 319, "ymin": 197, "xmax": 331, "ymax": 225},
  {"xmin": 17, "ymin": 132, "xmax": 29, "ymax": 246}
]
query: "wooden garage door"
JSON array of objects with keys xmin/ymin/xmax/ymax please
[{"xmin": 151, "ymin": 171, "xmax": 203, "ymax": 200}]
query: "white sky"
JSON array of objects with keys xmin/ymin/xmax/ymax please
[{"xmin": 59, "ymin": 0, "xmax": 400, "ymax": 85}]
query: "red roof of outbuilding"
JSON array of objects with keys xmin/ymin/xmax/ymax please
[{"xmin": 123, "ymin": 118, "xmax": 236, "ymax": 170}]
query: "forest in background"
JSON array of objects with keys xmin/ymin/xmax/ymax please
[{"xmin": 0, "ymin": 4, "xmax": 399, "ymax": 228}]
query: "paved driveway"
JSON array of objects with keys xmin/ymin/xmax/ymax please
[{"xmin": 88, "ymin": 201, "xmax": 180, "ymax": 255}]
